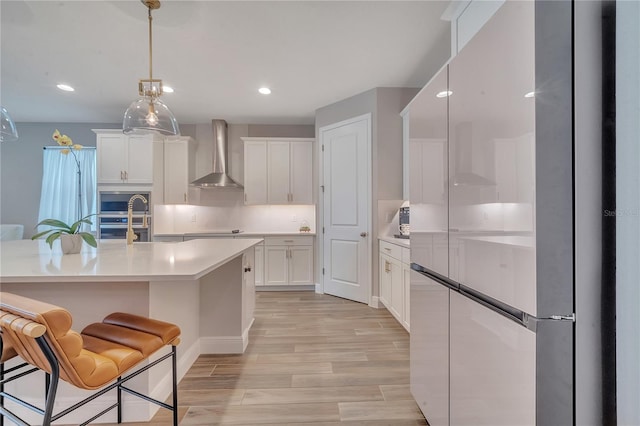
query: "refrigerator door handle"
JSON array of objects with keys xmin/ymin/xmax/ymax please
[
  {"xmin": 524, "ymin": 312, "xmax": 576, "ymax": 331},
  {"xmin": 548, "ymin": 313, "xmax": 576, "ymax": 321}
]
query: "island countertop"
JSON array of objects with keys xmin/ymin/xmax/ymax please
[{"xmin": 0, "ymin": 238, "xmax": 263, "ymax": 283}]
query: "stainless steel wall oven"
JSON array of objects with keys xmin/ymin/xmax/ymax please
[{"xmin": 98, "ymin": 191, "xmax": 150, "ymax": 241}]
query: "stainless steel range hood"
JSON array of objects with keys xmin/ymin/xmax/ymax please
[{"xmin": 191, "ymin": 119, "xmax": 243, "ymax": 188}]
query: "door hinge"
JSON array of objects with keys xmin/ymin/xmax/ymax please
[
  {"xmin": 322, "ymin": 227, "xmax": 325, "ymax": 234},
  {"xmin": 322, "ymin": 145, "xmax": 325, "ymax": 152},
  {"xmin": 322, "ymin": 267, "xmax": 325, "ymax": 275},
  {"xmin": 320, "ymin": 185, "xmax": 325, "ymax": 192}
]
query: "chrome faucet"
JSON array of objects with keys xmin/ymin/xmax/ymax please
[{"xmin": 126, "ymin": 194, "xmax": 148, "ymax": 245}]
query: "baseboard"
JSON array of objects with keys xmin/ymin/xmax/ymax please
[
  {"xmin": 370, "ymin": 296, "xmax": 381, "ymax": 309},
  {"xmin": 242, "ymin": 317, "xmax": 255, "ymax": 352},
  {"xmin": 200, "ymin": 335, "xmax": 246, "ymax": 354},
  {"xmin": 315, "ymin": 282, "xmax": 323, "ymax": 294},
  {"xmin": 255, "ymin": 285, "xmax": 315, "ymax": 291}
]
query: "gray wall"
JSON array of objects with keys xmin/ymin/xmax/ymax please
[
  {"xmin": 574, "ymin": 1, "xmax": 604, "ymax": 424},
  {"xmin": 616, "ymin": 0, "xmax": 640, "ymax": 424},
  {"xmin": 376, "ymin": 88, "xmax": 420, "ymax": 199},
  {"xmin": 0, "ymin": 122, "xmax": 120, "ymax": 238}
]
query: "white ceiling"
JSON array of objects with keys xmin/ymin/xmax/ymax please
[{"xmin": 1, "ymin": 1, "xmax": 451, "ymax": 125}]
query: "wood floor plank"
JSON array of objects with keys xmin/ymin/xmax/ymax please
[
  {"xmin": 212, "ymin": 362, "xmax": 332, "ymax": 375},
  {"xmin": 181, "ymin": 402, "xmax": 340, "ymax": 425},
  {"xmin": 241, "ymin": 385, "xmax": 384, "ymax": 405},
  {"xmin": 292, "ymin": 371, "xmax": 410, "ymax": 388},
  {"xmin": 255, "ymin": 351, "xmax": 367, "ymax": 364},
  {"xmin": 338, "ymin": 400, "xmax": 426, "ymax": 422}
]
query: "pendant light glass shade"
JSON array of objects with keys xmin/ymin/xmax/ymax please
[
  {"xmin": 123, "ymin": 98, "xmax": 180, "ymax": 135},
  {"xmin": 0, "ymin": 107, "xmax": 19, "ymax": 142}
]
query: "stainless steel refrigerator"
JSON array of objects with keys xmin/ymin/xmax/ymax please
[{"xmin": 406, "ymin": 1, "xmax": 605, "ymax": 425}]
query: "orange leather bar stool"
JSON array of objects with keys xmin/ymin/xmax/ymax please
[{"xmin": 0, "ymin": 292, "xmax": 181, "ymax": 426}]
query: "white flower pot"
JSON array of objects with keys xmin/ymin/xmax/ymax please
[{"xmin": 60, "ymin": 234, "xmax": 83, "ymax": 254}]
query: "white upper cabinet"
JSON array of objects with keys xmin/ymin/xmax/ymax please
[
  {"xmin": 96, "ymin": 133, "xmax": 127, "ymax": 184},
  {"xmin": 164, "ymin": 136, "xmax": 196, "ymax": 204},
  {"xmin": 95, "ymin": 130, "xmax": 162, "ymax": 185},
  {"xmin": 289, "ymin": 141, "xmax": 313, "ymax": 204},
  {"xmin": 243, "ymin": 140, "xmax": 268, "ymax": 205},
  {"xmin": 267, "ymin": 141, "xmax": 291, "ymax": 203},
  {"xmin": 243, "ymin": 138, "xmax": 314, "ymax": 205}
]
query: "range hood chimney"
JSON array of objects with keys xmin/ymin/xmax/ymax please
[{"xmin": 191, "ymin": 119, "xmax": 243, "ymax": 188}]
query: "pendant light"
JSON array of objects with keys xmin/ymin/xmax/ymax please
[
  {"xmin": 0, "ymin": 107, "xmax": 19, "ymax": 142},
  {"xmin": 123, "ymin": 0, "xmax": 180, "ymax": 136}
]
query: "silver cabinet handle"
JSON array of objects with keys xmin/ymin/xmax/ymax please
[
  {"xmin": 284, "ymin": 240, "xmax": 294, "ymax": 243},
  {"xmin": 120, "ymin": 171, "xmax": 124, "ymax": 180},
  {"xmin": 184, "ymin": 193, "xmax": 187, "ymax": 202},
  {"xmin": 384, "ymin": 247, "xmax": 391, "ymax": 251},
  {"xmin": 360, "ymin": 232, "xmax": 368, "ymax": 238},
  {"xmin": 124, "ymin": 171, "xmax": 128, "ymax": 180}
]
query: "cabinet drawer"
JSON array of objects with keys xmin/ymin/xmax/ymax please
[
  {"xmin": 265, "ymin": 236, "xmax": 314, "ymax": 246},
  {"xmin": 380, "ymin": 240, "xmax": 402, "ymax": 260}
]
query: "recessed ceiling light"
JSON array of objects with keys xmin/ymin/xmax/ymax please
[
  {"xmin": 56, "ymin": 84, "xmax": 75, "ymax": 92},
  {"xmin": 436, "ymin": 90, "xmax": 452, "ymax": 98},
  {"xmin": 163, "ymin": 86, "xmax": 174, "ymax": 93},
  {"xmin": 524, "ymin": 91, "xmax": 535, "ymax": 98},
  {"xmin": 258, "ymin": 87, "xmax": 271, "ymax": 95}
]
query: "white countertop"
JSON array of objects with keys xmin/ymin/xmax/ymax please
[
  {"xmin": 155, "ymin": 231, "xmax": 316, "ymax": 238},
  {"xmin": 0, "ymin": 238, "xmax": 262, "ymax": 283},
  {"xmin": 379, "ymin": 235, "xmax": 410, "ymax": 248},
  {"xmin": 456, "ymin": 235, "xmax": 535, "ymax": 248}
]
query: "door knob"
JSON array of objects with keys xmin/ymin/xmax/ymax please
[{"xmin": 360, "ymin": 232, "xmax": 368, "ymax": 238}]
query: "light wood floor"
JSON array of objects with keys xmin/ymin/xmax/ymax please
[{"xmin": 107, "ymin": 291, "xmax": 427, "ymax": 425}]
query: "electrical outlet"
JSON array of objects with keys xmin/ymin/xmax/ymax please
[
  {"xmin": 191, "ymin": 214, "xmax": 197, "ymax": 222},
  {"xmin": 292, "ymin": 215, "xmax": 297, "ymax": 222}
]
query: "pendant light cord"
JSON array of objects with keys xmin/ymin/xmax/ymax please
[{"xmin": 148, "ymin": 4, "xmax": 153, "ymax": 86}]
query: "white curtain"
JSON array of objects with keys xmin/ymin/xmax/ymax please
[{"xmin": 37, "ymin": 147, "xmax": 97, "ymax": 232}]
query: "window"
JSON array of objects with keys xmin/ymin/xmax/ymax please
[{"xmin": 37, "ymin": 147, "xmax": 97, "ymax": 232}]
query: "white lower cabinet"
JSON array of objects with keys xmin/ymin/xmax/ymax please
[
  {"xmin": 263, "ymin": 236, "xmax": 314, "ymax": 287},
  {"xmin": 379, "ymin": 239, "xmax": 410, "ymax": 332}
]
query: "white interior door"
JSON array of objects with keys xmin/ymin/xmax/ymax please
[{"xmin": 321, "ymin": 115, "xmax": 370, "ymax": 304}]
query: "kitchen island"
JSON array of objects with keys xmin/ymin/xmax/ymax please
[{"xmin": 0, "ymin": 238, "xmax": 262, "ymax": 423}]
